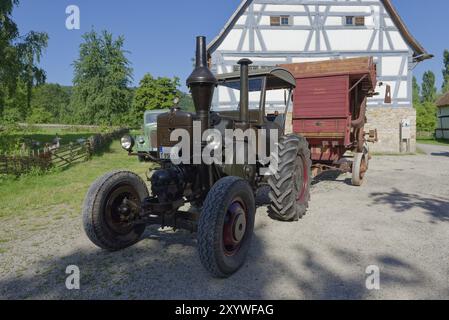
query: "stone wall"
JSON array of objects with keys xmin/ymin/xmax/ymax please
[
  {"xmin": 366, "ymin": 107, "xmax": 416, "ymax": 154},
  {"xmin": 285, "ymin": 107, "xmax": 417, "ymax": 154}
]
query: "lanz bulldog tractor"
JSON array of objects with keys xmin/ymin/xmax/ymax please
[{"xmin": 82, "ymin": 36, "xmax": 312, "ymax": 278}]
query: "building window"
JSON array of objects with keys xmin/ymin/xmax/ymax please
[
  {"xmin": 345, "ymin": 16, "xmax": 354, "ymax": 25},
  {"xmin": 355, "ymin": 16, "xmax": 365, "ymax": 26},
  {"xmin": 270, "ymin": 16, "xmax": 280, "ymax": 26},
  {"xmin": 270, "ymin": 15, "xmax": 291, "ymax": 26},
  {"xmin": 345, "ymin": 16, "xmax": 365, "ymax": 26},
  {"xmin": 281, "ymin": 16, "xmax": 290, "ymax": 26}
]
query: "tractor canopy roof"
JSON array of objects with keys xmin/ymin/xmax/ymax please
[{"xmin": 216, "ymin": 67, "xmax": 296, "ymax": 91}]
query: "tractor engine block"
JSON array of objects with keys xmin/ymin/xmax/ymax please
[{"xmin": 150, "ymin": 165, "xmax": 196, "ymax": 203}]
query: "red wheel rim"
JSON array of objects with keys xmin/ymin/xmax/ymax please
[
  {"xmin": 223, "ymin": 199, "xmax": 248, "ymax": 256},
  {"xmin": 296, "ymin": 155, "xmax": 309, "ymax": 203}
]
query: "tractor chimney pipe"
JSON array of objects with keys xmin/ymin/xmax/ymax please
[
  {"xmin": 195, "ymin": 36, "xmax": 207, "ymax": 68},
  {"xmin": 238, "ymin": 58, "xmax": 253, "ymax": 126},
  {"xmin": 186, "ymin": 36, "xmax": 217, "ymax": 134}
]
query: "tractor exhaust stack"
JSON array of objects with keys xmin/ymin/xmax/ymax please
[
  {"xmin": 238, "ymin": 58, "xmax": 253, "ymax": 127},
  {"xmin": 186, "ymin": 36, "xmax": 217, "ymax": 134}
]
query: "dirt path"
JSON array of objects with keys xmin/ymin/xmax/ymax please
[{"xmin": 1, "ymin": 154, "xmax": 448, "ymax": 300}]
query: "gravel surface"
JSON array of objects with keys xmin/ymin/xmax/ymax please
[
  {"xmin": 417, "ymin": 143, "xmax": 449, "ymax": 157},
  {"xmin": 1, "ymin": 151, "xmax": 449, "ymax": 300}
]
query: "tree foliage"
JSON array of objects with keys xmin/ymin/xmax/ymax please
[
  {"xmin": 178, "ymin": 92, "xmax": 195, "ymax": 113},
  {"xmin": 130, "ymin": 74, "xmax": 180, "ymax": 125},
  {"xmin": 421, "ymin": 71, "xmax": 437, "ymax": 103},
  {"xmin": 443, "ymin": 49, "xmax": 449, "ymax": 94},
  {"xmin": 0, "ymin": 0, "xmax": 48, "ymax": 123},
  {"xmin": 70, "ymin": 30, "xmax": 133, "ymax": 125},
  {"xmin": 17, "ymin": 31, "xmax": 49, "ymax": 110},
  {"xmin": 416, "ymin": 102, "xmax": 437, "ymax": 133},
  {"xmin": 0, "ymin": 0, "xmax": 20, "ymax": 119},
  {"xmin": 412, "ymin": 76, "xmax": 420, "ymax": 106},
  {"xmin": 30, "ymin": 83, "xmax": 71, "ymax": 123},
  {"xmin": 415, "ymin": 70, "xmax": 439, "ymax": 133}
]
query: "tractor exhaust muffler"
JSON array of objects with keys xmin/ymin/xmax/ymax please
[{"xmin": 186, "ymin": 36, "xmax": 217, "ymax": 134}]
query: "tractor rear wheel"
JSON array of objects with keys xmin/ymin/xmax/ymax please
[
  {"xmin": 268, "ymin": 134, "xmax": 312, "ymax": 222},
  {"xmin": 197, "ymin": 177, "xmax": 256, "ymax": 278},
  {"xmin": 82, "ymin": 171, "xmax": 148, "ymax": 251}
]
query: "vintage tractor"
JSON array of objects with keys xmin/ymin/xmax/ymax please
[
  {"xmin": 134, "ymin": 109, "xmax": 167, "ymax": 162},
  {"xmin": 82, "ymin": 36, "xmax": 312, "ymax": 278}
]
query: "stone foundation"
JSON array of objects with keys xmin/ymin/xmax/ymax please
[
  {"xmin": 366, "ymin": 107, "xmax": 416, "ymax": 154},
  {"xmin": 285, "ymin": 107, "xmax": 417, "ymax": 153}
]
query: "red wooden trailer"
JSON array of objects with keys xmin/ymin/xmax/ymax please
[{"xmin": 282, "ymin": 57, "xmax": 381, "ymax": 186}]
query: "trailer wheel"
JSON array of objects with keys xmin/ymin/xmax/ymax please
[
  {"xmin": 82, "ymin": 171, "xmax": 148, "ymax": 251},
  {"xmin": 268, "ymin": 134, "xmax": 312, "ymax": 222},
  {"xmin": 363, "ymin": 142, "xmax": 371, "ymax": 169},
  {"xmin": 352, "ymin": 153, "xmax": 368, "ymax": 186},
  {"xmin": 198, "ymin": 177, "xmax": 255, "ymax": 278}
]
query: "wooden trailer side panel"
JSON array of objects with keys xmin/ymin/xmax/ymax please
[{"xmin": 293, "ymin": 75, "xmax": 350, "ymax": 140}]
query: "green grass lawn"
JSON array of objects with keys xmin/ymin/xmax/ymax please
[
  {"xmin": 0, "ymin": 141, "xmax": 155, "ymax": 220},
  {"xmin": 417, "ymin": 138, "xmax": 449, "ymax": 146}
]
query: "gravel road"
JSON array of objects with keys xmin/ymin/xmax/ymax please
[{"xmin": 1, "ymin": 150, "xmax": 449, "ymax": 300}]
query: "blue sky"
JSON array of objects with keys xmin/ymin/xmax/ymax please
[{"xmin": 12, "ymin": 0, "xmax": 448, "ymax": 92}]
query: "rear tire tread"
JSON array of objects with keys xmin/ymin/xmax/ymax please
[{"xmin": 268, "ymin": 135, "xmax": 312, "ymax": 222}]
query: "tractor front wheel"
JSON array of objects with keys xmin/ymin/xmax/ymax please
[
  {"xmin": 82, "ymin": 171, "xmax": 148, "ymax": 251},
  {"xmin": 197, "ymin": 177, "xmax": 256, "ymax": 278}
]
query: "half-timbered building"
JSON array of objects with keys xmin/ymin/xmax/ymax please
[{"xmin": 208, "ymin": 0, "xmax": 431, "ymax": 152}]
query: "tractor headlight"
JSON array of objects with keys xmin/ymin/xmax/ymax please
[{"xmin": 121, "ymin": 135, "xmax": 135, "ymax": 151}]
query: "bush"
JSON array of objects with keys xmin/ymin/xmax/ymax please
[
  {"xmin": 27, "ymin": 107, "xmax": 53, "ymax": 124},
  {"xmin": 2, "ymin": 107, "xmax": 23, "ymax": 125},
  {"xmin": 416, "ymin": 101, "xmax": 437, "ymax": 133}
]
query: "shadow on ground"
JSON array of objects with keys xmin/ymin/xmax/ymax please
[
  {"xmin": 431, "ymin": 152, "xmax": 449, "ymax": 157},
  {"xmin": 0, "ymin": 223, "xmax": 430, "ymax": 300},
  {"xmin": 370, "ymin": 188, "xmax": 449, "ymax": 223},
  {"xmin": 312, "ymin": 170, "xmax": 353, "ymax": 186}
]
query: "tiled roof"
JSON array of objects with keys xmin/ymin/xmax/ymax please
[{"xmin": 436, "ymin": 92, "xmax": 449, "ymax": 107}]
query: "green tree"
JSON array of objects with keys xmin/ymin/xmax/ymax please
[
  {"xmin": 27, "ymin": 106, "xmax": 52, "ymax": 124},
  {"xmin": 0, "ymin": 0, "xmax": 20, "ymax": 119},
  {"xmin": 131, "ymin": 74, "xmax": 180, "ymax": 125},
  {"xmin": 17, "ymin": 31, "xmax": 49, "ymax": 110},
  {"xmin": 0, "ymin": 1, "xmax": 49, "ymax": 122},
  {"xmin": 416, "ymin": 101, "xmax": 437, "ymax": 133},
  {"xmin": 412, "ymin": 76, "xmax": 421, "ymax": 106},
  {"xmin": 31, "ymin": 83, "xmax": 71, "ymax": 123},
  {"xmin": 71, "ymin": 30, "xmax": 133, "ymax": 125},
  {"xmin": 421, "ymin": 71, "xmax": 437, "ymax": 103},
  {"xmin": 178, "ymin": 92, "xmax": 195, "ymax": 112},
  {"xmin": 443, "ymin": 49, "xmax": 449, "ymax": 94},
  {"xmin": 2, "ymin": 80, "xmax": 27, "ymax": 124}
]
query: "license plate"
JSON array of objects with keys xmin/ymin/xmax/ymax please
[{"xmin": 159, "ymin": 147, "xmax": 173, "ymax": 160}]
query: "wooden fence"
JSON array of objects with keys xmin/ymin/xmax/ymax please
[{"xmin": 0, "ymin": 128, "xmax": 129, "ymax": 177}]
